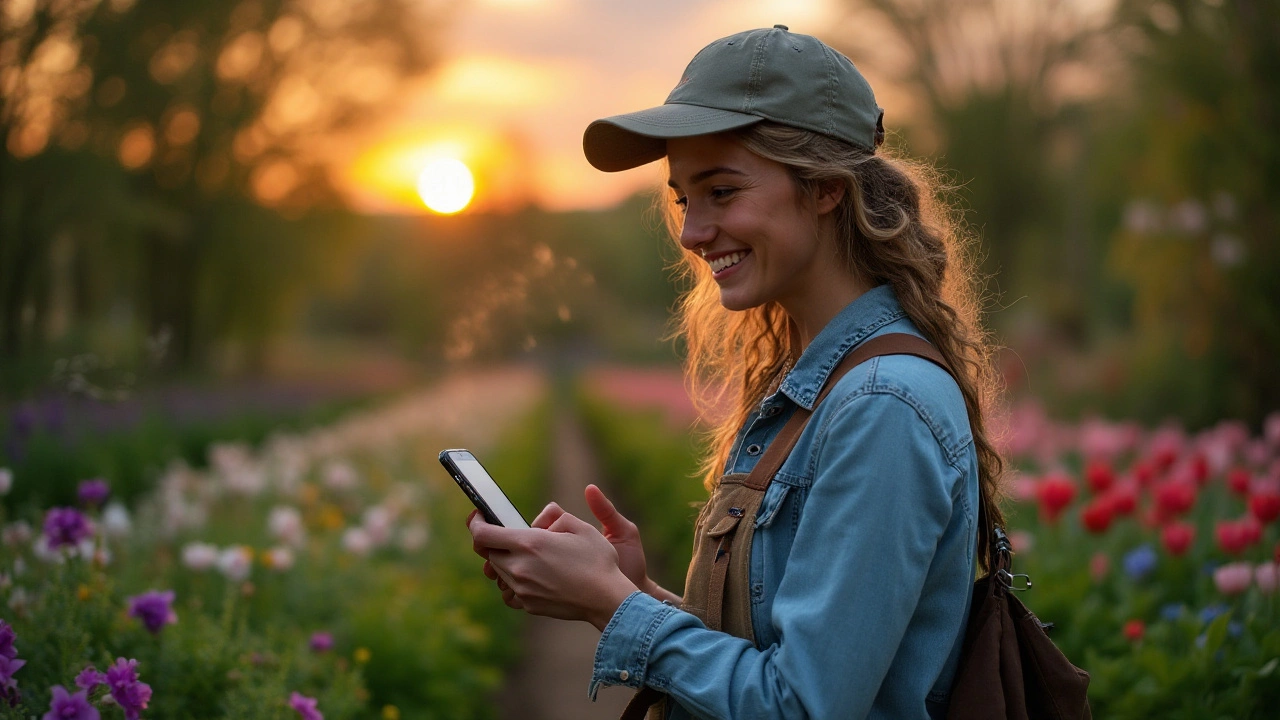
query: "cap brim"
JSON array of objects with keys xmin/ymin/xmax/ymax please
[{"xmin": 583, "ymin": 103, "xmax": 762, "ymax": 172}]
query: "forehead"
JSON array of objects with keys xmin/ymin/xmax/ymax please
[{"xmin": 665, "ymin": 133, "xmax": 775, "ymax": 186}]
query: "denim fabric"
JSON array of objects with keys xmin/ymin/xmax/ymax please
[{"xmin": 591, "ymin": 285, "xmax": 979, "ymax": 720}]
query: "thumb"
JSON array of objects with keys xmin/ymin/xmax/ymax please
[{"xmin": 585, "ymin": 484, "xmax": 627, "ymax": 531}]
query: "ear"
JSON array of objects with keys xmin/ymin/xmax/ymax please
[{"xmin": 813, "ymin": 179, "xmax": 845, "ymax": 215}]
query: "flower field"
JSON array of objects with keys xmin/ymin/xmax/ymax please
[
  {"xmin": 0, "ymin": 368, "xmax": 548, "ymax": 720},
  {"xmin": 580, "ymin": 368, "xmax": 1280, "ymax": 718}
]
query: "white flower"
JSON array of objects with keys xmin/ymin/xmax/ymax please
[
  {"xmin": 102, "ymin": 502, "xmax": 132, "ymax": 537},
  {"xmin": 341, "ymin": 527, "xmax": 372, "ymax": 556},
  {"xmin": 267, "ymin": 506, "xmax": 306, "ymax": 548},
  {"xmin": 217, "ymin": 545, "xmax": 253, "ymax": 581},
  {"xmin": 323, "ymin": 461, "xmax": 359, "ymax": 491},
  {"xmin": 181, "ymin": 542, "xmax": 219, "ymax": 571},
  {"xmin": 222, "ymin": 466, "xmax": 266, "ymax": 496},
  {"xmin": 1169, "ymin": 199, "xmax": 1207, "ymax": 235},
  {"xmin": 7, "ymin": 587, "xmax": 29, "ymax": 612},
  {"xmin": 0, "ymin": 468, "xmax": 11, "ymax": 495},
  {"xmin": 362, "ymin": 506, "xmax": 393, "ymax": 546},
  {"xmin": 32, "ymin": 535, "xmax": 66, "ymax": 564},
  {"xmin": 265, "ymin": 546, "xmax": 295, "ymax": 571},
  {"xmin": 398, "ymin": 523, "xmax": 429, "ymax": 552},
  {"xmin": 2, "ymin": 521, "xmax": 32, "ymax": 547}
]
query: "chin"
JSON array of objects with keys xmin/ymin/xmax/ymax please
[{"xmin": 717, "ymin": 289, "xmax": 762, "ymax": 312}]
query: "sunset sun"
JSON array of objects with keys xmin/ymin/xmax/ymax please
[{"xmin": 417, "ymin": 158, "xmax": 475, "ymax": 214}]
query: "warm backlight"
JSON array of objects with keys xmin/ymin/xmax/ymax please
[{"xmin": 417, "ymin": 158, "xmax": 475, "ymax": 214}]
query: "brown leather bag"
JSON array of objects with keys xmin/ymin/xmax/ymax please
[{"xmin": 946, "ymin": 528, "xmax": 1092, "ymax": 720}]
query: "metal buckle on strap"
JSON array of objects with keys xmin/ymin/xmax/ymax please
[{"xmin": 992, "ymin": 527, "xmax": 1032, "ymax": 591}]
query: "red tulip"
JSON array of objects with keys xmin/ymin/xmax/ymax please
[
  {"xmin": 1249, "ymin": 489, "xmax": 1280, "ymax": 524},
  {"xmin": 1227, "ymin": 466, "xmax": 1252, "ymax": 496},
  {"xmin": 1161, "ymin": 522, "xmax": 1195, "ymax": 556},
  {"xmin": 1132, "ymin": 460, "xmax": 1155, "ymax": 487},
  {"xmin": 1189, "ymin": 454, "xmax": 1210, "ymax": 486},
  {"xmin": 1081, "ymin": 498, "xmax": 1114, "ymax": 534},
  {"xmin": 1216, "ymin": 520, "xmax": 1249, "ymax": 555},
  {"xmin": 1036, "ymin": 474, "xmax": 1077, "ymax": 523},
  {"xmin": 1108, "ymin": 483, "xmax": 1138, "ymax": 516},
  {"xmin": 1085, "ymin": 460, "xmax": 1115, "ymax": 494},
  {"xmin": 1123, "ymin": 619, "xmax": 1145, "ymax": 642},
  {"xmin": 1154, "ymin": 481, "xmax": 1196, "ymax": 516},
  {"xmin": 1240, "ymin": 515, "xmax": 1263, "ymax": 546}
]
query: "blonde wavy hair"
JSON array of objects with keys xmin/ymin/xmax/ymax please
[{"xmin": 665, "ymin": 122, "xmax": 1006, "ymax": 569}]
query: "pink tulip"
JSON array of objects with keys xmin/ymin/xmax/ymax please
[
  {"xmin": 1213, "ymin": 562, "xmax": 1253, "ymax": 595},
  {"xmin": 1090, "ymin": 552, "xmax": 1110, "ymax": 582},
  {"xmin": 1255, "ymin": 563, "xmax": 1279, "ymax": 594}
]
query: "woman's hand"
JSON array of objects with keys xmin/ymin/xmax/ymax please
[
  {"xmin": 582, "ymin": 484, "xmax": 656, "ymax": 596},
  {"xmin": 468, "ymin": 510, "xmax": 638, "ymax": 631}
]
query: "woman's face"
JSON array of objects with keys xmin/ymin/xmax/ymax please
[{"xmin": 667, "ymin": 133, "xmax": 842, "ymax": 314}]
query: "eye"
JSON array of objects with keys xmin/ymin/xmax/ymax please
[{"xmin": 710, "ymin": 187, "xmax": 737, "ymax": 201}]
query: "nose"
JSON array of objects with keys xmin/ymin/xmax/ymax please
[{"xmin": 678, "ymin": 206, "xmax": 715, "ymax": 252}]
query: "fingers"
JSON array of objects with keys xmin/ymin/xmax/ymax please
[
  {"xmin": 468, "ymin": 514, "xmax": 528, "ymax": 551},
  {"xmin": 531, "ymin": 501, "xmax": 566, "ymax": 530},
  {"xmin": 584, "ymin": 484, "xmax": 618, "ymax": 524},
  {"xmin": 585, "ymin": 484, "xmax": 636, "ymax": 537}
]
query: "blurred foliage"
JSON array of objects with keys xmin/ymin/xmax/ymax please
[
  {"xmin": 836, "ymin": 0, "xmax": 1279, "ymax": 427},
  {"xmin": 2, "ymin": 0, "xmax": 455, "ymax": 372},
  {"xmin": 576, "ymin": 389, "xmax": 706, "ymax": 593}
]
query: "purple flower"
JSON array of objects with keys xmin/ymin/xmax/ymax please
[
  {"xmin": 77, "ymin": 479, "xmax": 110, "ymax": 508},
  {"xmin": 0, "ymin": 654, "xmax": 26, "ymax": 707},
  {"xmin": 0, "ymin": 621, "xmax": 23, "ymax": 708},
  {"xmin": 0, "ymin": 620, "xmax": 16, "ymax": 659},
  {"xmin": 127, "ymin": 590, "xmax": 177, "ymax": 634},
  {"xmin": 74, "ymin": 666, "xmax": 106, "ymax": 692},
  {"xmin": 42, "ymin": 508, "xmax": 94, "ymax": 549},
  {"xmin": 289, "ymin": 691, "xmax": 323, "ymax": 720},
  {"xmin": 41, "ymin": 685, "xmax": 99, "ymax": 720},
  {"xmin": 308, "ymin": 632, "xmax": 333, "ymax": 653},
  {"xmin": 105, "ymin": 658, "xmax": 151, "ymax": 720}
]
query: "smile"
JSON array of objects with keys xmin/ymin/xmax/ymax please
[{"xmin": 709, "ymin": 251, "xmax": 748, "ymax": 273}]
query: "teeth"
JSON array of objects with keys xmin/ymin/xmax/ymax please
[{"xmin": 710, "ymin": 251, "xmax": 746, "ymax": 273}]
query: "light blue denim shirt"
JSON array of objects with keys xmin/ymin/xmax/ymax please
[{"xmin": 591, "ymin": 285, "xmax": 979, "ymax": 720}]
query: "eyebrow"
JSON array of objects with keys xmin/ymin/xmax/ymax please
[{"xmin": 667, "ymin": 166, "xmax": 746, "ymax": 190}]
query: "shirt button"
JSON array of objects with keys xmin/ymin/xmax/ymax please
[
  {"xmin": 764, "ymin": 405, "xmax": 781, "ymax": 417},
  {"xmin": 746, "ymin": 444, "xmax": 762, "ymax": 456},
  {"xmin": 619, "ymin": 670, "xmax": 630, "ymax": 681}
]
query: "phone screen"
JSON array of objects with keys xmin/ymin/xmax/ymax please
[{"xmin": 444, "ymin": 450, "xmax": 529, "ymax": 528}]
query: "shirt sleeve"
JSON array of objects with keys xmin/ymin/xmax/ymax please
[{"xmin": 590, "ymin": 390, "xmax": 961, "ymax": 719}]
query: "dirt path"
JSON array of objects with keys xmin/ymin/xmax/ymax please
[{"xmin": 496, "ymin": 404, "xmax": 636, "ymax": 720}]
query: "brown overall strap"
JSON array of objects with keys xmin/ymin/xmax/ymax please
[{"xmin": 620, "ymin": 333, "xmax": 952, "ymax": 720}]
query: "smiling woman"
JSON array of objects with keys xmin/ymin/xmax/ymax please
[{"xmin": 417, "ymin": 157, "xmax": 475, "ymax": 214}]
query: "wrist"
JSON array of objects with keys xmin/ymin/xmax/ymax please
[{"xmin": 590, "ymin": 572, "xmax": 638, "ymax": 632}]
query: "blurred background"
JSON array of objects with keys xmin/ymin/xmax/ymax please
[
  {"xmin": 3, "ymin": 2, "xmax": 1279, "ymax": 717},
  {"xmin": 4, "ymin": 0, "xmax": 1277, "ymax": 433}
]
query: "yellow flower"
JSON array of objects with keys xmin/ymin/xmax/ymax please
[
  {"xmin": 381, "ymin": 705, "xmax": 400, "ymax": 720},
  {"xmin": 319, "ymin": 504, "xmax": 345, "ymax": 530},
  {"xmin": 354, "ymin": 647, "xmax": 371, "ymax": 664},
  {"xmin": 299, "ymin": 483, "xmax": 320, "ymax": 506},
  {"xmin": 77, "ymin": 584, "xmax": 92, "ymax": 601}
]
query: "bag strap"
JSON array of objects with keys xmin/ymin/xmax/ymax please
[
  {"xmin": 619, "ymin": 333, "xmax": 952, "ymax": 720},
  {"xmin": 741, "ymin": 333, "xmax": 952, "ymax": 491}
]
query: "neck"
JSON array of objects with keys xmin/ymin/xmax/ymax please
[{"xmin": 782, "ymin": 271, "xmax": 874, "ymax": 351}]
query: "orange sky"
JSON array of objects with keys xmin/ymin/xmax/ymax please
[{"xmin": 330, "ymin": 0, "xmax": 854, "ymax": 215}]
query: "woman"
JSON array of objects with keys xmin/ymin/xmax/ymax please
[{"xmin": 468, "ymin": 25, "xmax": 1005, "ymax": 720}]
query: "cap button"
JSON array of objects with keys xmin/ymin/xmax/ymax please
[{"xmin": 773, "ymin": 24, "xmax": 789, "ymax": 31}]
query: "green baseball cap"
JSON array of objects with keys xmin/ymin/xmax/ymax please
[{"xmin": 583, "ymin": 25, "xmax": 884, "ymax": 172}]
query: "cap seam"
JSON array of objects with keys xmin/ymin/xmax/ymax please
[
  {"xmin": 822, "ymin": 45, "xmax": 838, "ymax": 138},
  {"xmin": 745, "ymin": 31, "xmax": 769, "ymax": 113}
]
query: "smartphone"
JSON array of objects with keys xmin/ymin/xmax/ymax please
[{"xmin": 438, "ymin": 449, "xmax": 530, "ymax": 528}]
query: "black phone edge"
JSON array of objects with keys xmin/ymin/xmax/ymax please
[{"xmin": 438, "ymin": 448, "xmax": 505, "ymax": 527}]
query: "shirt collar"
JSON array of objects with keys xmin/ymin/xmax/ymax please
[{"xmin": 776, "ymin": 284, "xmax": 907, "ymax": 410}]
